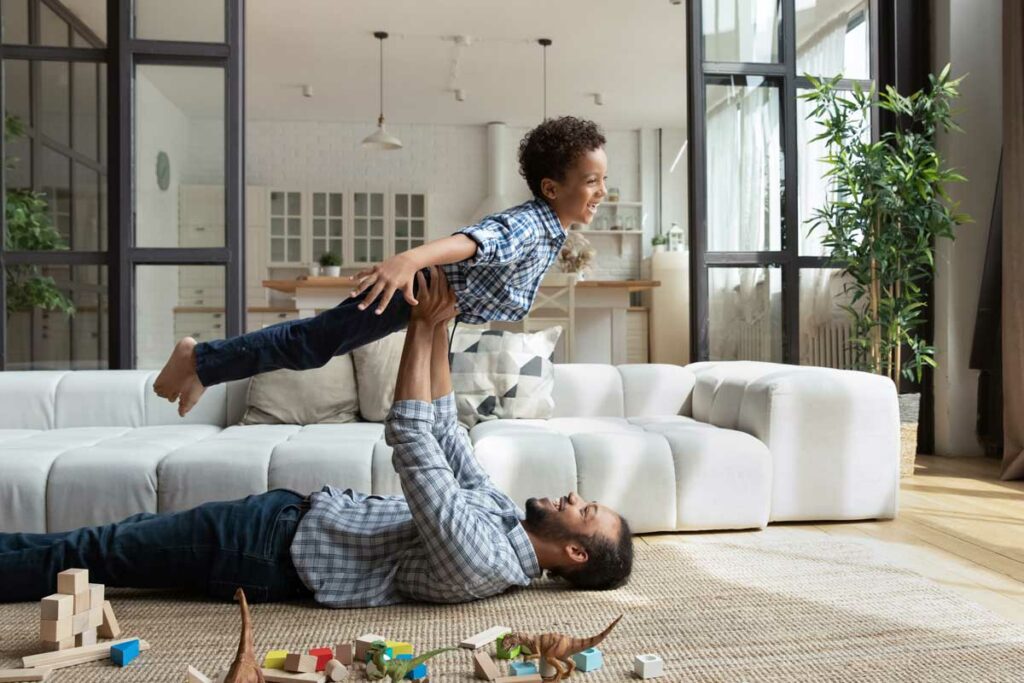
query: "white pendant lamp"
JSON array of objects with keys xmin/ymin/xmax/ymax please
[{"xmin": 362, "ymin": 31, "xmax": 402, "ymax": 151}]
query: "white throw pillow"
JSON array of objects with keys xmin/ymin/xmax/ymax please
[
  {"xmin": 240, "ymin": 354, "xmax": 359, "ymax": 425},
  {"xmin": 351, "ymin": 330, "xmax": 407, "ymax": 422},
  {"xmin": 450, "ymin": 327, "xmax": 561, "ymax": 427}
]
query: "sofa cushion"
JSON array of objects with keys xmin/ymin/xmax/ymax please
[
  {"xmin": 0, "ymin": 371, "xmax": 64, "ymax": 429},
  {"xmin": 470, "ymin": 430, "xmax": 578, "ymax": 511},
  {"xmin": 268, "ymin": 424, "xmax": 380, "ymax": 494},
  {"xmin": 617, "ymin": 364, "xmax": 696, "ymax": 417},
  {"xmin": 240, "ymin": 354, "xmax": 359, "ymax": 425},
  {"xmin": 450, "ymin": 327, "xmax": 560, "ymax": 427},
  {"xmin": 351, "ymin": 331, "xmax": 406, "ymax": 422},
  {"xmin": 551, "ymin": 364, "xmax": 624, "ymax": 418}
]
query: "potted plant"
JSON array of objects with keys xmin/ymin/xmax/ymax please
[
  {"xmin": 4, "ymin": 114, "xmax": 75, "ymax": 323},
  {"xmin": 651, "ymin": 233, "xmax": 668, "ymax": 253},
  {"xmin": 803, "ymin": 65, "xmax": 969, "ymax": 476},
  {"xmin": 318, "ymin": 251, "xmax": 341, "ymax": 277}
]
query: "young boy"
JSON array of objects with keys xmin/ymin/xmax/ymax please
[{"xmin": 155, "ymin": 116, "xmax": 608, "ymax": 416}]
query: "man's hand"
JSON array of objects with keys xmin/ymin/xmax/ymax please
[
  {"xmin": 350, "ymin": 252, "xmax": 420, "ymax": 314},
  {"xmin": 410, "ymin": 266, "xmax": 458, "ymax": 328}
]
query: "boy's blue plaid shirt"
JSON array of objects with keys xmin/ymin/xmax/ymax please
[
  {"xmin": 289, "ymin": 393, "xmax": 541, "ymax": 607},
  {"xmin": 442, "ymin": 198, "xmax": 566, "ymax": 325}
]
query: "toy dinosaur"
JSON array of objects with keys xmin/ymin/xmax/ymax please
[
  {"xmin": 500, "ymin": 615, "xmax": 623, "ymax": 681},
  {"xmin": 224, "ymin": 588, "xmax": 265, "ymax": 683},
  {"xmin": 365, "ymin": 639, "xmax": 457, "ymax": 682}
]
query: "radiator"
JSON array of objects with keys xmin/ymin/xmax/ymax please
[{"xmin": 804, "ymin": 320, "xmax": 854, "ymax": 369}]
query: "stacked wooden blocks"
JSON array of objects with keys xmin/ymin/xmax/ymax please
[{"xmin": 39, "ymin": 569, "xmax": 105, "ymax": 651}]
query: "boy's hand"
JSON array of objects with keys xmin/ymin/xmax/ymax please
[
  {"xmin": 351, "ymin": 253, "xmax": 419, "ymax": 314},
  {"xmin": 410, "ymin": 267, "xmax": 458, "ymax": 328}
]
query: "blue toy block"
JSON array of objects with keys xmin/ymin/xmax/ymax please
[
  {"xmin": 510, "ymin": 661, "xmax": 539, "ymax": 676},
  {"xmin": 397, "ymin": 654, "xmax": 428, "ymax": 680},
  {"xmin": 110, "ymin": 639, "xmax": 140, "ymax": 667},
  {"xmin": 571, "ymin": 647, "xmax": 604, "ymax": 672},
  {"xmin": 366, "ymin": 646, "xmax": 393, "ymax": 662}
]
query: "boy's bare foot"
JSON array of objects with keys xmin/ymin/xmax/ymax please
[{"xmin": 154, "ymin": 337, "xmax": 206, "ymax": 417}]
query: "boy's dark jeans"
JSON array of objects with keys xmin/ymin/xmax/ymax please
[
  {"xmin": 0, "ymin": 489, "xmax": 310, "ymax": 604},
  {"xmin": 195, "ymin": 277, "xmax": 419, "ymax": 386}
]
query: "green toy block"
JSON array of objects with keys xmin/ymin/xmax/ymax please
[{"xmin": 495, "ymin": 634, "xmax": 521, "ymax": 659}]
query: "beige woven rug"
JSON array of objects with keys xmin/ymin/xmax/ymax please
[{"xmin": 2, "ymin": 536, "xmax": 1023, "ymax": 682}]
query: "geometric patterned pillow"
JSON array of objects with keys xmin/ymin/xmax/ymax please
[{"xmin": 449, "ymin": 326, "xmax": 561, "ymax": 427}]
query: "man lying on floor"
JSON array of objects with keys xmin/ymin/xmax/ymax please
[{"xmin": 0, "ymin": 267, "xmax": 633, "ymax": 607}]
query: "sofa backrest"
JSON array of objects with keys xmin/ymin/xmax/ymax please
[{"xmin": 0, "ymin": 363, "xmax": 698, "ymax": 428}]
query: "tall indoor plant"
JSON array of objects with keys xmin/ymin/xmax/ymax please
[
  {"xmin": 802, "ymin": 66, "xmax": 969, "ymax": 384},
  {"xmin": 4, "ymin": 114, "xmax": 75, "ymax": 321}
]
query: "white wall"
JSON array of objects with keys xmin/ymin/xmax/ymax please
[
  {"xmin": 135, "ymin": 71, "xmax": 186, "ymax": 369},
  {"xmin": 931, "ymin": 0, "xmax": 1003, "ymax": 456}
]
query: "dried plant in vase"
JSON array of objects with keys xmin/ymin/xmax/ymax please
[{"xmin": 557, "ymin": 231, "xmax": 596, "ymax": 279}]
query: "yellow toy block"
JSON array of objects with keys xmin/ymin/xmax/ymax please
[
  {"xmin": 385, "ymin": 641, "xmax": 413, "ymax": 656},
  {"xmin": 263, "ymin": 650, "xmax": 288, "ymax": 670}
]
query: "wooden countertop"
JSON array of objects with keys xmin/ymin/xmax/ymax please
[
  {"xmin": 174, "ymin": 306, "xmax": 297, "ymax": 313},
  {"xmin": 263, "ymin": 276, "xmax": 660, "ymax": 294}
]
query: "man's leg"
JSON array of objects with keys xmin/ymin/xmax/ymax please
[{"xmin": 0, "ymin": 490, "xmax": 310, "ymax": 604}]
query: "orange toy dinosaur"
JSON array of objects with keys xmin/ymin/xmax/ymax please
[
  {"xmin": 224, "ymin": 588, "xmax": 265, "ymax": 683},
  {"xmin": 500, "ymin": 615, "xmax": 623, "ymax": 681}
]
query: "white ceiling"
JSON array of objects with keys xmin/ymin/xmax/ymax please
[{"xmin": 238, "ymin": 0, "xmax": 688, "ymax": 129}]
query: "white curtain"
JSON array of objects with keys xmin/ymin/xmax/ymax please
[
  {"xmin": 796, "ymin": 14, "xmax": 855, "ymax": 365},
  {"xmin": 706, "ymin": 78, "xmax": 782, "ymax": 361}
]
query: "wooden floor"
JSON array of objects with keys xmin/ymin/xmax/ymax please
[{"xmin": 640, "ymin": 455, "xmax": 1024, "ymax": 623}]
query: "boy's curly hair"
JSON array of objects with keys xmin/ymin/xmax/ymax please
[{"xmin": 518, "ymin": 116, "xmax": 606, "ymax": 199}]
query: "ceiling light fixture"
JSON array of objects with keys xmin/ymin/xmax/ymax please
[
  {"xmin": 538, "ymin": 38, "xmax": 552, "ymax": 120},
  {"xmin": 362, "ymin": 31, "xmax": 402, "ymax": 151}
]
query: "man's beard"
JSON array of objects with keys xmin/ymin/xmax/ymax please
[{"xmin": 523, "ymin": 497, "xmax": 574, "ymax": 541}]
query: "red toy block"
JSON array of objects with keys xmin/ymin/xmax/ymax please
[{"xmin": 309, "ymin": 647, "xmax": 333, "ymax": 671}]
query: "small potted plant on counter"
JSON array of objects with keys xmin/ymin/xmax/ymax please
[
  {"xmin": 319, "ymin": 251, "xmax": 342, "ymax": 277},
  {"xmin": 651, "ymin": 233, "xmax": 668, "ymax": 253}
]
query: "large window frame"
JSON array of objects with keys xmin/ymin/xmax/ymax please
[
  {"xmin": 686, "ymin": 0, "xmax": 883, "ymax": 364},
  {"xmin": 0, "ymin": 0, "xmax": 245, "ymax": 369}
]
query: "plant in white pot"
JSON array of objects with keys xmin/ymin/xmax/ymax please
[
  {"xmin": 803, "ymin": 66, "xmax": 970, "ymax": 476},
  {"xmin": 651, "ymin": 233, "xmax": 668, "ymax": 253},
  {"xmin": 319, "ymin": 251, "xmax": 342, "ymax": 277}
]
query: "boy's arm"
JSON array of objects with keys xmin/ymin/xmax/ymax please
[
  {"xmin": 430, "ymin": 323, "xmax": 490, "ymax": 490},
  {"xmin": 455, "ymin": 214, "xmax": 539, "ymax": 267},
  {"xmin": 386, "ymin": 317, "xmax": 498, "ymax": 582}
]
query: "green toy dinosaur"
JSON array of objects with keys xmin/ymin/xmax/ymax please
[{"xmin": 365, "ymin": 640, "xmax": 457, "ymax": 682}]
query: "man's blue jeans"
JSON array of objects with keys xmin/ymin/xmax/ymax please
[
  {"xmin": 0, "ymin": 490, "xmax": 310, "ymax": 604},
  {"xmin": 195, "ymin": 278, "xmax": 418, "ymax": 386}
]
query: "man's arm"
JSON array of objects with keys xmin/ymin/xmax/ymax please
[{"xmin": 430, "ymin": 323, "xmax": 490, "ymax": 490}]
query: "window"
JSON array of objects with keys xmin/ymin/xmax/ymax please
[
  {"xmin": 269, "ymin": 190, "xmax": 303, "ymax": 264},
  {"xmin": 393, "ymin": 193, "xmax": 426, "ymax": 255}
]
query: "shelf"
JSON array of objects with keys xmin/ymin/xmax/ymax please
[{"xmin": 601, "ymin": 201, "xmax": 642, "ymax": 207}]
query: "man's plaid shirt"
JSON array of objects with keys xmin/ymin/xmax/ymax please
[
  {"xmin": 442, "ymin": 198, "xmax": 566, "ymax": 325},
  {"xmin": 289, "ymin": 393, "xmax": 541, "ymax": 607}
]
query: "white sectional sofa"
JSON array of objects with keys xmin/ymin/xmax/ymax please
[{"xmin": 0, "ymin": 361, "xmax": 900, "ymax": 534}]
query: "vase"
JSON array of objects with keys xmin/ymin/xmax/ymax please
[
  {"xmin": 308, "ymin": 265, "xmax": 320, "ymax": 277},
  {"xmin": 653, "ymin": 244, "xmax": 666, "ymax": 253},
  {"xmin": 324, "ymin": 266, "xmax": 341, "ymax": 277}
]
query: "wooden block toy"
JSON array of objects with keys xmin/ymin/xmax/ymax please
[
  {"xmin": 73, "ymin": 589, "xmax": 91, "ymax": 614},
  {"xmin": 186, "ymin": 665, "xmax": 213, "ymax": 683},
  {"xmin": 354, "ymin": 633, "xmax": 386, "ymax": 662},
  {"xmin": 71, "ymin": 609, "xmax": 91, "ymax": 634},
  {"xmin": 39, "ymin": 618, "xmax": 71, "ymax": 642},
  {"xmin": 308, "ymin": 647, "xmax": 333, "ymax": 671},
  {"xmin": 0, "ymin": 669, "xmax": 52, "ymax": 682},
  {"xmin": 460, "ymin": 625, "xmax": 511, "ymax": 650},
  {"xmin": 39, "ymin": 594, "xmax": 73, "ymax": 621},
  {"xmin": 494, "ymin": 676, "xmax": 541, "ymax": 683},
  {"xmin": 88, "ymin": 584, "xmax": 104, "ymax": 608},
  {"xmin": 495, "ymin": 634, "xmax": 520, "ymax": 660},
  {"xmin": 97, "ymin": 600, "xmax": 121, "ymax": 638},
  {"xmin": 324, "ymin": 659, "xmax": 348, "ymax": 682},
  {"xmin": 633, "ymin": 654, "xmax": 663, "ymax": 679},
  {"xmin": 570, "ymin": 647, "xmax": 603, "ymax": 672},
  {"xmin": 56, "ymin": 568, "xmax": 88, "ymax": 595},
  {"xmin": 509, "ymin": 661, "xmax": 538, "ymax": 676},
  {"xmin": 263, "ymin": 649, "xmax": 289, "ymax": 669},
  {"xmin": 259, "ymin": 669, "xmax": 326, "ymax": 683},
  {"xmin": 473, "ymin": 650, "xmax": 500, "ymax": 681},
  {"xmin": 23, "ymin": 638, "xmax": 151, "ymax": 670},
  {"xmin": 385, "ymin": 640, "xmax": 413, "ymax": 656},
  {"xmin": 76, "ymin": 628, "xmax": 97, "ymax": 647},
  {"xmin": 285, "ymin": 652, "xmax": 317, "ymax": 673},
  {"xmin": 41, "ymin": 636, "xmax": 75, "ymax": 652},
  {"xmin": 334, "ymin": 642, "xmax": 352, "ymax": 666},
  {"xmin": 111, "ymin": 638, "xmax": 140, "ymax": 667}
]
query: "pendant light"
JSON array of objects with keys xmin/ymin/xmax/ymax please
[
  {"xmin": 362, "ymin": 31, "xmax": 402, "ymax": 150},
  {"xmin": 538, "ymin": 38, "xmax": 552, "ymax": 120}
]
